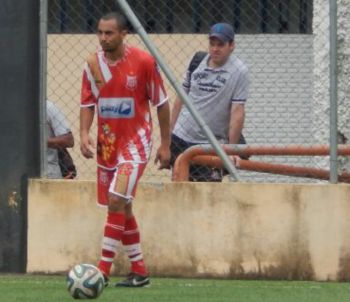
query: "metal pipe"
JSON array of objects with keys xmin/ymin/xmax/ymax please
[
  {"xmin": 173, "ymin": 155, "xmax": 350, "ymax": 182},
  {"xmin": 39, "ymin": 0, "xmax": 48, "ymax": 178},
  {"xmin": 116, "ymin": 0, "xmax": 240, "ymax": 181},
  {"xmin": 177, "ymin": 144, "xmax": 350, "ymax": 157},
  {"xmin": 235, "ymin": 159, "xmax": 350, "ymax": 182},
  {"xmin": 172, "ymin": 144, "xmax": 350, "ymax": 181},
  {"xmin": 329, "ymin": 0, "xmax": 338, "ymax": 183}
]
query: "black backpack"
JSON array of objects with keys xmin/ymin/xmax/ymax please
[
  {"xmin": 188, "ymin": 51, "xmax": 208, "ymax": 75},
  {"xmin": 58, "ymin": 148, "xmax": 77, "ymax": 179}
]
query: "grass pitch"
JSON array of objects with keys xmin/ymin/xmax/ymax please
[{"xmin": 1, "ymin": 274, "xmax": 350, "ymax": 302}]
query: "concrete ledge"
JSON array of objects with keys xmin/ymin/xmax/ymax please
[{"xmin": 27, "ymin": 179, "xmax": 350, "ymax": 280}]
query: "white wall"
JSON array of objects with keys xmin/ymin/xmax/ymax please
[
  {"xmin": 27, "ymin": 179, "xmax": 350, "ymax": 281},
  {"xmin": 313, "ymin": 0, "xmax": 350, "ymax": 170}
]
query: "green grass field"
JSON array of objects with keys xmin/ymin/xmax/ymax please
[{"xmin": 1, "ymin": 275, "xmax": 350, "ymax": 302}]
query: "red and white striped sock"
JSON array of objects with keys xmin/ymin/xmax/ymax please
[
  {"xmin": 98, "ymin": 211, "xmax": 125, "ymax": 277},
  {"xmin": 122, "ymin": 216, "xmax": 147, "ymax": 276}
]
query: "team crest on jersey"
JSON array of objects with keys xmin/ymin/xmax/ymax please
[{"xmin": 126, "ymin": 75, "xmax": 137, "ymax": 90}]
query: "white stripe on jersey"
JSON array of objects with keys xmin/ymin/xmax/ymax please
[
  {"xmin": 137, "ymin": 127, "xmax": 151, "ymax": 159},
  {"xmin": 156, "ymin": 96, "xmax": 169, "ymax": 107},
  {"xmin": 129, "ymin": 143, "xmax": 141, "ymax": 162},
  {"xmin": 117, "ymin": 154, "xmax": 126, "ymax": 164},
  {"xmin": 80, "ymin": 103, "xmax": 96, "ymax": 108},
  {"xmin": 97, "ymin": 52, "xmax": 112, "ymax": 82},
  {"xmin": 84, "ymin": 62, "xmax": 99, "ymax": 98},
  {"xmin": 158, "ymin": 87, "xmax": 167, "ymax": 104},
  {"xmin": 102, "ymin": 237, "xmax": 120, "ymax": 252},
  {"xmin": 126, "ymin": 164, "xmax": 139, "ymax": 196}
]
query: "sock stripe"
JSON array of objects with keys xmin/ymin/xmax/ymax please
[
  {"xmin": 129, "ymin": 254, "xmax": 143, "ymax": 262},
  {"xmin": 124, "ymin": 243, "xmax": 141, "ymax": 254},
  {"xmin": 123, "ymin": 229, "xmax": 139, "ymax": 235},
  {"xmin": 106, "ymin": 223, "xmax": 125, "ymax": 231},
  {"xmin": 101, "ymin": 256, "xmax": 114, "ymax": 262},
  {"xmin": 102, "ymin": 237, "xmax": 120, "ymax": 252}
]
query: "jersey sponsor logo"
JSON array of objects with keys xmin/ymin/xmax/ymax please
[
  {"xmin": 98, "ymin": 98, "xmax": 135, "ymax": 119},
  {"xmin": 126, "ymin": 75, "xmax": 137, "ymax": 90}
]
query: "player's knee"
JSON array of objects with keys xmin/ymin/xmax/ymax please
[
  {"xmin": 108, "ymin": 193, "xmax": 128, "ymax": 212},
  {"xmin": 124, "ymin": 203, "xmax": 133, "ymax": 217}
]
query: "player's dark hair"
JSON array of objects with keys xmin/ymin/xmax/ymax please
[{"xmin": 100, "ymin": 12, "xmax": 128, "ymax": 31}]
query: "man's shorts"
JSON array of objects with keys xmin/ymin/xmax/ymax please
[
  {"xmin": 170, "ymin": 133, "xmax": 248, "ymax": 182},
  {"xmin": 97, "ymin": 162, "xmax": 147, "ymax": 206},
  {"xmin": 170, "ymin": 134, "xmax": 223, "ymax": 182}
]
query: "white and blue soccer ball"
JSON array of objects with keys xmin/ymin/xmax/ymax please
[{"xmin": 67, "ymin": 264, "xmax": 105, "ymax": 299}]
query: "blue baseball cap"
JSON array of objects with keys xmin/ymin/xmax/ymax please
[{"xmin": 209, "ymin": 23, "xmax": 235, "ymax": 42}]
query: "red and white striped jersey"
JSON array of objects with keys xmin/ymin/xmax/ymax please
[{"xmin": 80, "ymin": 45, "xmax": 168, "ymax": 169}]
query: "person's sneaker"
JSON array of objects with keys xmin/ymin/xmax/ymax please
[
  {"xmin": 103, "ymin": 274, "xmax": 109, "ymax": 288},
  {"xmin": 115, "ymin": 273, "xmax": 150, "ymax": 288}
]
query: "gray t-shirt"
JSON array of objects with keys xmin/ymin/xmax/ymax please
[
  {"xmin": 46, "ymin": 100, "xmax": 71, "ymax": 178},
  {"xmin": 173, "ymin": 53, "xmax": 249, "ymax": 143}
]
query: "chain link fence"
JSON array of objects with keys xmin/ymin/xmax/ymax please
[{"xmin": 45, "ymin": 0, "xmax": 350, "ymax": 183}]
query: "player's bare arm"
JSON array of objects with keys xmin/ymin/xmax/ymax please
[
  {"xmin": 170, "ymin": 96, "xmax": 183, "ymax": 132},
  {"xmin": 80, "ymin": 106, "xmax": 95, "ymax": 159},
  {"xmin": 48, "ymin": 132, "xmax": 74, "ymax": 149},
  {"xmin": 155, "ymin": 101, "xmax": 171, "ymax": 169},
  {"xmin": 229, "ymin": 103, "xmax": 245, "ymax": 144}
]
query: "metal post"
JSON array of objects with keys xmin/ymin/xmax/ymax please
[
  {"xmin": 278, "ymin": 0, "xmax": 290, "ymax": 33},
  {"xmin": 84, "ymin": 0, "xmax": 94, "ymax": 32},
  {"xmin": 40, "ymin": 0, "xmax": 48, "ymax": 178},
  {"xmin": 115, "ymin": 0, "xmax": 240, "ymax": 181},
  {"xmin": 59, "ymin": 0, "xmax": 67, "ymax": 33},
  {"xmin": 299, "ymin": 0, "xmax": 308, "ymax": 33},
  {"xmin": 233, "ymin": 0, "xmax": 242, "ymax": 33},
  {"xmin": 259, "ymin": 0, "xmax": 268, "ymax": 33},
  {"xmin": 165, "ymin": 0, "xmax": 174, "ymax": 33},
  {"xmin": 329, "ymin": 0, "xmax": 338, "ymax": 183},
  {"xmin": 192, "ymin": 0, "xmax": 201, "ymax": 33}
]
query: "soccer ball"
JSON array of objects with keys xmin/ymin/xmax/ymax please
[{"xmin": 67, "ymin": 264, "xmax": 105, "ymax": 299}]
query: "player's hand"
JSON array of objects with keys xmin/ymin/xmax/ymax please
[
  {"xmin": 154, "ymin": 145, "xmax": 171, "ymax": 170},
  {"xmin": 80, "ymin": 133, "xmax": 95, "ymax": 159}
]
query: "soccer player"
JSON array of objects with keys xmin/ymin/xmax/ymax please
[{"xmin": 79, "ymin": 12, "xmax": 171, "ymax": 287}]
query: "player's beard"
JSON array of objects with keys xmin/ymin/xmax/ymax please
[
  {"xmin": 102, "ymin": 41, "xmax": 123, "ymax": 54},
  {"xmin": 102, "ymin": 45, "xmax": 116, "ymax": 53}
]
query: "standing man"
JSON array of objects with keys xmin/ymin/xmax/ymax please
[
  {"xmin": 80, "ymin": 12, "xmax": 170, "ymax": 287},
  {"xmin": 170, "ymin": 23, "xmax": 249, "ymax": 182}
]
